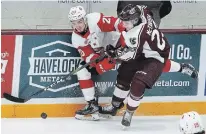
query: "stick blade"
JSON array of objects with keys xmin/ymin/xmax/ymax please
[{"xmin": 3, "ymin": 93, "xmax": 26, "ymax": 103}]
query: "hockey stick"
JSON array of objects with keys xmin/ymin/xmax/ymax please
[
  {"xmin": 3, "ymin": 54, "xmax": 107, "ymax": 103},
  {"xmin": 3, "ymin": 47, "xmax": 136, "ymax": 103}
]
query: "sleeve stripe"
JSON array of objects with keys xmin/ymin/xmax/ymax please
[
  {"xmin": 132, "ymin": 5, "xmax": 148, "ymax": 59},
  {"xmin": 86, "ymin": 53, "xmax": 95, "ymax": 63},
  {"xmin": 140, "ymin": 5, "xmax": 147, "ymax": 24},
  {"xmin": 114, "ymin": 18, "xmax": 120, "ymax": 32},
  {"xmin": 133, "ymin": 24, "xmax": 145, "ymax": 59}
]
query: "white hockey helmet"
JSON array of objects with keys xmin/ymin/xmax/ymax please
[
  {"xmin": 68, "ymin": 6, "xmax": 86, "ymax": 21},
  {"xmin": 179, "ymin": 111, "xmax": 205, "ymax": 134}
]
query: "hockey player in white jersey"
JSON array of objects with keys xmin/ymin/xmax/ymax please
[{"xmin": 68, "ymin": 6, "xmax": 124, "ymax": 120}]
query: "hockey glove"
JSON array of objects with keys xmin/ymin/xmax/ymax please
[
  {"xmin": 95, "ymin": 58, "xmax": 116, "ymax": 75},
  {"xmin": 106, "ymin": 45, "xmax": 117, "ymax": 58},
  {"xmin": 106, "ymin": 44, "xmax": 126, "ymax": 58}
]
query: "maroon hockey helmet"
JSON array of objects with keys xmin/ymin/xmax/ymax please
[{"xmin": 118, "ymin": 4, "xmax": 141, "ymax": 21}]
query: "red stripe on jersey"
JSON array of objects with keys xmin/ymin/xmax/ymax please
[
  {"xmin": 117, "ymin": 22, "xmax": 125, "ymax": 32},
  {"xmin": 79, "ymin": 80, "xmax": 94, "ymax": 89},
  {"xmin": 83, "ymin": 30, "xmax": 90, "ymax": 38},
  {"xmin": 163, "ymin": 59, "xmax": 171, "ymax": 72}
]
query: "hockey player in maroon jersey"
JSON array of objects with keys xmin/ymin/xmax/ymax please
[
  {"xmin": 116, "ymin": 0, "xmax": 198, "ymax": 79},
  {"xmin": 99, "ymin": 4, "xmax": 173, "ymax": 128}
]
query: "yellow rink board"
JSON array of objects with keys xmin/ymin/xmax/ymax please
[{"xmin": 1, "ymin": 102, "xmax": 206, "ymax": 118}]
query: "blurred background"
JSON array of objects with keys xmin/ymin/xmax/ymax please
[{"xmin": 2, "ymin": 0, "xmax": 206, "ymax": 29}]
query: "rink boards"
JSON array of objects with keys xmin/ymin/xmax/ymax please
[{"xmin": 1, "ymin": 30, "xmax": 206, "ymax": 118}]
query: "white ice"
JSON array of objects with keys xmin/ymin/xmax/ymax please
[{"xmin": 2, "ymin": 115, "xmax": 206, "ymax": 134}]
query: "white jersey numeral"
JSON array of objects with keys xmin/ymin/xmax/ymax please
[
  {"xmin": 151, "ymin": 29, "xmax": 165, "ymax": 50},
  {"xmin": 102, "ymin": 17, "xmax": 111, "ymax": 24}
]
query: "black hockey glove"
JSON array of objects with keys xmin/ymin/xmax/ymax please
[
  {"xmin": 106, "ymin": 44, "xmax": 129, "ymax": 59},
  {"xmin": 105, "ymin": 45, "xmax": 117, "ymax": 58}
]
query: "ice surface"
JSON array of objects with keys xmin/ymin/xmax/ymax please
[{"xmin": 2, "ymin": 115, "xmax": 206, "ymax": 134}]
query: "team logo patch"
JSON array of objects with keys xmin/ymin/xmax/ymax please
[{"xmin": 129, "ymin": 37, "xmax": 137, "ymax": 45}]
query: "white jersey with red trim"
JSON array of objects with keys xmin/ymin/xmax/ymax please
[
  {"xmin": 72, "ymin": 12, "xmax": 124, "ymax": 63},
  {"xmin": 119, "ymin": 5, "xmax": 170, "ymax": 63}
]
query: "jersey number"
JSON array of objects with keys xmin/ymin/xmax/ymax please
[
  {"xmin": 103, "ymin": 17, "xmax": 111, "ymax": 24},
  {"xmin": 151, "ymin": 29, "xmax": 165, "ymax": 50}
]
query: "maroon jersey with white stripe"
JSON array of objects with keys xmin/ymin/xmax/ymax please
[{"xmin": 120, "ymin": 5, "xmax": 170, "ymax": 63}]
